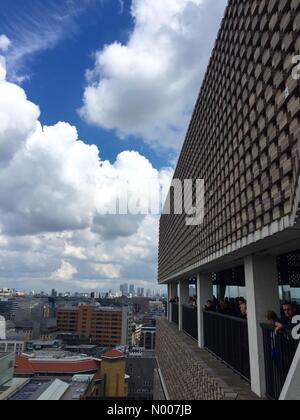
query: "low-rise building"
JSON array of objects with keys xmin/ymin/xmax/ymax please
[
  {"xmin": 26, "ymin": 340, "xmax": 62, "ymax": 352},
  {"xmin": 0, "ymin": 298, "xmax": 18, "ymax": 320},
  {"xmin": 140, "ymin": 326, "xmax": 156, "ymax": 350},
  {"xmin": 126, "ymin": 350, "xmax": 157, "ymax": 400},
  {"xmin": 85, "ymin": 350, "xmax": 129, "ymax": 400},
  {"xmin": 0, "ymin": 352, "xmax": 28, "ymax": 401},
  {"xmin": 0, "ymin": 340, "xmax": 25, "ymax": 356},
  {"xmin": 7, "ymin": 376, "xmax": 93, "ymax": 401},
  {"xmin": 0, "ymin": 352, "xmax": 15, "ymax": 387}
]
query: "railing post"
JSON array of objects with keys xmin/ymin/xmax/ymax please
[
  {"xmin": 197, "ymin": 272, "xmax": 213, "ymax": 348},
  {"xmin": 168, "ymin": 283, "xmax": 178, "ymax": 323},
  {"xmin": 244, "ymin": 255, "xmax": 280, "ymax": 397},
  {"xmin": 179, "ymin": 280, "xmax": 189, "ymax": 331}
]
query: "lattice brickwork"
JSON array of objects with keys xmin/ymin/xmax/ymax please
[{"xmin": 159, "ymin": 0, "xmax": 300, "ymax": 282}]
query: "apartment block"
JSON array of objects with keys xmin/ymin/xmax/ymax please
[{"xmin": 57, "ymin": 305, "xmax": 132, "ymax": 347}]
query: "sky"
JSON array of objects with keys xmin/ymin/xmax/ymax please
[{"xmin": 0, "ymin": 0, "xmax": 227, "ymax": 293}]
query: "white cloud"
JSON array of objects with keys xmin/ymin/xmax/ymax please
[
  {"xmin": 0, "ymin": 51, "xmax": 173, "ymax": 292},
  {"xmin": 0, "ymin": 69, "xmax": 40, "ymax": 165},
  {"xmin": 1, "ymin": 0, "xmax": 99, "ymax": 82},
  {"xmin": 81, "ymin": 0, "xmax": 227, "ymax": 150},
  {"xmin": 118, "ymin": 0, "xmax": 125, "ymax": 14},
  {"xmin": 0, "ymin": 56, "xmax": 6, "ymax": 81},
  {"xmin": 0, "ymin": 35, "xmax": 11, "ymax": 52},
  {"xmin": 52, "ymin": 260, "xmax": 78, "ymax": 281},
  {"xmin": 93, "ymin": 264, "xmax": 121, "ymax": 279},
  {"xmin": 64, "ymin": 244, "xmax": 87, "ymax": 260}
]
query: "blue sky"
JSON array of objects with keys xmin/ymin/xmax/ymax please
[
  {"xmin": 0, "ymin": 0, "xmax": 227, "ymax": 292},
  {"xmin": 0, "ymin": 0, "xmax": 169, "ymax": 168}
]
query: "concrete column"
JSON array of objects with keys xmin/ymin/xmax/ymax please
[
  {"xmin": 167, "ymin": 284, "xmax": 171, "ymax": 322},
  {"xmin": 197, "ymin": 272, "xmax": 213, "ymax": 348},
  {"xmin": 179, "ymin": 279, "xmax": 190, "ymax": 331},
  {"xmin": 244, "ymin": 255, "xmax": 280, "ymax": 397},
  {"xmin": 168, "ymin": 283, "xmax": 178, "ymax": 323}
]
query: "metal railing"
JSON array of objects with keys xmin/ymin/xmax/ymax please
[
  {"xmin": 261, "ymin": 323, "xmax": 299, "ymax": 400},
  {"xmin": 182, "ymin": 305, "xmax": 198, "ymax": 341},
  {"xmin": 203, "ymin": 311, "xmax": 250, "ymax": 381},
  {"xmin": 171, "ymin": 303, "xmax": 179, "ymax": 325}
]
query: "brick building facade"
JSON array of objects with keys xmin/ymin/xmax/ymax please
[
  {"xmin": 159, "ymin": 0, "xmax": 300, "ymax": 283},
  {"xmin": 157, "ymin": 0, "xmax": 300, "ymax": 400},
  {"xmin": 57, "ymin": 305, "xmax": 131, "ymax": 347}
]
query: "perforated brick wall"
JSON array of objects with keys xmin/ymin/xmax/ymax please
[{"xmin": 159, "ymin": 0, "xmax": 300, "ymax": 282}]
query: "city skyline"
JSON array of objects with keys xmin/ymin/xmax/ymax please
[{"xmin": 0, "ymin": 286, "xmax": 166, "ymax": 297}]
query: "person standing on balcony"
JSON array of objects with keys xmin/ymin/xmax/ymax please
[
  {"xmin": 266, "ymin": 310, "xmax": 279, "ymax": 326},
  {"xmin": 217, "ymin": 300, "xmax": 233, "ymax": 316},
  {"xmin": 275, "ymin": 302, "xmax": 298, "ymax": 334},
  {"xmin": 205, "ymin": 300, "xmax": 216, "ymax": 312},
  {"xmin": 239, "ymin": 302, "xmax": 247, "ymax": 320}
]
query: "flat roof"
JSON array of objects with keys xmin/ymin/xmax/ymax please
[
  {"xmin": 9, "ymin": 380, "xmax": 51, "ymax": 401},
  {"xmin": 0, "ymin": 352, "xmax": 14, "ymax": 359},
  {"xmin": 37, "ymin": 379, "xmax": 70, "ymax": 401},
  {"xmin": 60, "ymin": 381, "xmax": 90, "ymax": 401}
]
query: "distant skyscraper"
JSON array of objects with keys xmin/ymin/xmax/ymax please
[{"xmin": 129, "ymin": 285, "xmax": 135, "ymax": 295}]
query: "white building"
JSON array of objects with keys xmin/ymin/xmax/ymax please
[
  {"xmin": 0, "ymin": 340, "xmax": 25, "ymax": 356},
  {"xmin": 0, "ymin": 316, "xmax": 6, "ymax": 340}
]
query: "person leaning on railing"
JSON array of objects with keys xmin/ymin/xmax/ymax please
[
  {"xmin": 188, "ymin": 295, "xmax": 197, "ymax": 307},
  {"xmin": 266, "ymin": 310, "xmax": 281, "ymax": 333},
  {"xmin": 169, "ymin": 296, "xmax": 179, "ymax": 304},
  {"xmin": 265, "ymin": 302, "xmax": 299, "ymax": 335},
  {"xmin": 275, "ymin": 302, "xmax": 299, "ymax": 335},
  {"xmin": 239, "ymin": 302, "xmax": 248, "ymax": 320},
  {"xmin": 205, "ymin": 300, "xmax": 216, "ymax": 312}
]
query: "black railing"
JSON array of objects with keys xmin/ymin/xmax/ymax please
[
  {"xmin": 203, "ymin": 311, "xmax": 250, "ymax": 381},
  {"xmin": 171, "ymin": 303, "xmax": 179, "ymax": 325},
  {"xmin": 182, "ymin": 305, "xmax": 198, "ymax": 341},
  {"xmin": 261, "ymin": 324, "xmax": 299, "ymax": 400}
]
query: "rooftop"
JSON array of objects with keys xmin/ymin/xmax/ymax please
[
  {"xmin": 0, "ymin": 352, "xmax": 11, "ymax": 358},
  {"xmin": 15, "ymin": 355, "xmax": 100, "ymax": 376},
  {"xmin": 7, "ymin": 376, "xmax": 93, "ymax": 401},
  {"xmin": 102, "ymin": 350, "xmax": 125, "ymax": 359},
  {"xmin": 37, "ymin": 379, "xmax": 69, "ymax": 401}
]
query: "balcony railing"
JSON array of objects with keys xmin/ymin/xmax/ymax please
[
  {"xmin": 182, "ymin": 305, "xmax": 198, "ymax": 341},
  {"xmin": 203, "ymin": 311, "xmax": 250, "ymax": 381},
  {"xmin": 171, "ymin": 303, "xmax": 179, "ymax": 325},
  {"xmin": 261, "ymin": 323, "xmax": 299, "ymax": 400}
]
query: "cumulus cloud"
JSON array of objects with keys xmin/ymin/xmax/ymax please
[
  {"xmin": 80, "ymin": 0, "xmax": 227, "ymax": 150},
  {"xmin": 93, "ymin": 264, "xmax": 121, "ymax": 279},
  {"xmin": 0, "ymin": 35, "xmax": 11, "ymax": 52},
  {"xmin": 0, "ymin": 50, "xmax": 173, "ymax": 291},
  {"xmin": 0, "ymin": 53, "xmax": 171, "ymax": 236},
  {"xmin": 0, "ymin": 68, "xmax": 40, "ymax": 165},
  {"xmin": 64, "ymin": 244, "xmax": 87, "ymax": 260},
  {"xmin": 52, "ymin": 260, "xmax": 78, "ymax": 281}
]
